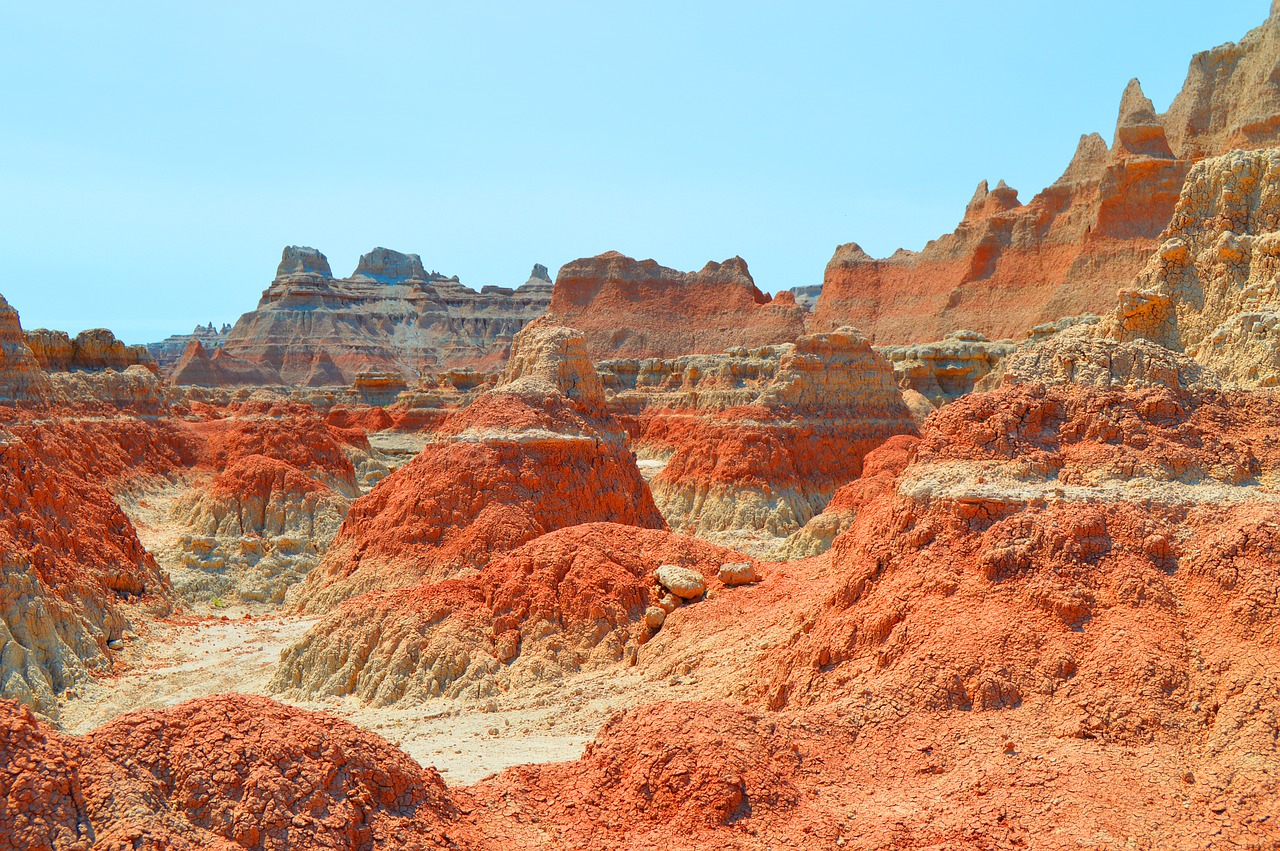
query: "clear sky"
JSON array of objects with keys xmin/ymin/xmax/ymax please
[{"xmin": 0, "ymin": 1, "xmax": 1269, "ymax": 343}]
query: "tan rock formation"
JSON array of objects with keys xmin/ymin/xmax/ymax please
[
  {"xmin": 25, "ymin": 327, "xmax": 156, "ymax": 372},
  {"xmin": 548, "ymin": 251, "xmax": 807, "ymax": 359},
  {"xmin": 877, "ymin": 330, "xmax": 1016, "ymax": 410},
  {"xmin": 602, "ymin": 328, "xmax": 916, "ymax": 554},
  {"xmin": 1100, "ymin": 148, "xmax": 1280, "ymax": 387}
]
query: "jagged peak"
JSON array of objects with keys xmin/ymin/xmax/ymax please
[
  {"xmin": 1114, "ymin": 78, "xmax": 1174, "ymax": 158},
  {"xmin": 530, "ymin": 263, "xmax": 551, "ymax": 283},
  {"xmin": 1054, "ymin": 133, "xmax": 1111, "ymax": 186}
]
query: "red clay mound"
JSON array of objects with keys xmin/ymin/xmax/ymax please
[
  {"xmin": 470, "ymin": 701, "xmax": 822, "ymax": 848},
  {"xmin": 291, "ymin": 391, "xmax": 665, "ymax": 612},
  {"xmin": 0, "ymin": 695, "xmax": 480, "ymax": 851},
  {"xmin": 275, "ymin": 522, "xmax": 745, "ymax": 704},
  {"xmin": 190, "ymin": 399, "xmax": 360, "ymax": 495}
]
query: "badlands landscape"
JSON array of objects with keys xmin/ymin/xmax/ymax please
[{"xmin": 6, "ymin": 6, "xmax": 1280, "ymax": 851}]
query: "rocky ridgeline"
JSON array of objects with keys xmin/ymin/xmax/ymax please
[
  {"xmin": 548, "ymin": 251, "xmax": 808, "ymax": 360},
  {"xmin": 812, "ymin": 6, "xmax": 1280, "ymax": 344},
  {"xmin": 195, "ymin": 246, "xmax": 553, "ymax": 387}
]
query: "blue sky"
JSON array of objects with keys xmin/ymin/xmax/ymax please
[{"xmin": 0, "ymin": 1, "xmax": 1268, "ymax": 343}]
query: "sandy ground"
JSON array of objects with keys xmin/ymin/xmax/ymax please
[{"xmin": 56, "ymin": 609, "xmax": 602, "ymax": 784}]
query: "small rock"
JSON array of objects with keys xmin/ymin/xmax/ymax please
[
  {"xmin": 107, "ymin": 639, "xmax": 124, "ymax": 651},
  {"xmin": 657, "ymin": 593, "xmax": 680, "ymax": 614},
  {"xmin": 719, "ymin": 562, "xmax": 760, "ymax": 586},
  {"xmin": 644, "ymin": 607, "xmax": 666, "ymax": 629},
  {"xmin": 655, "ymin": 564, "xmax": 706, "ymax": 599}
]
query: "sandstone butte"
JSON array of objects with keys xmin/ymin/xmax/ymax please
[
  {"xmin": 193, "ymin": 246, "xmax": 554, "ymax": 387},
  {"xmin": 810, "ymin": 4, "xmax": 1280, "ymax": 343},
  {"xmin": 546, "ymin": 251, "xmax": 809, "ymax": 360}
]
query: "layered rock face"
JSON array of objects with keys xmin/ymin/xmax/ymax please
[
  {"xmin": 289, "ymin": 320, "xmax": 665, "ymax": 612},
  {"xmin": 25, "ymin": 328, "xmax": 156, "ymax": 373},
  {"xmin": 812, "ymin": 6, "xmax": 1280, "ymax": 344},
  {"xmin": 548, "ymin": 251, "xmax": 807, "ymax": 359},
  {"xmin": 0, "ymin": 294, "xmax": 49, "ymax": 404},
  {"xmin": 877, "ymin": 330, "xmax": 1016, "ymax": 415},
  {"xmin": 1103, "ymin": 148, "xmax": 1280, "ymax": 386},
  {"xmin": 603, "ymin": 328, "xmax": 915, "ymax": 554},
  {"xmin": 209, "ymin": 246, "xmax": 553, "ymax": 386}
]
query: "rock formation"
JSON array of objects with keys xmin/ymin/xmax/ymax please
[
  {"xmin": 170, "ymin": 338, "xmax": 284, "ymax": 387},
  {"xmin": 147, "ymin": 321, "xmax": 231, "ymax": 370},
  {"xmin": 289, "ymin": 320, "xmax": 665, "ymax": 611},
  {"xmin": 0, "ymin": 294, "xmax": 49, "ymax": 404},
  {"xmin": 877, "ymin": 330, "xmax": 1016, "ymax": 414},
  {"xmin": 0, "ymin": 420, "xmax": 174, "ymax": 718},
  {"xmin": 1102, "ymin": 148, "xmax": 1280, "ymax": 387},
  {"xmin": 548, "ymin": 251, "xmax": 808, "ymax": 359},
  {"xmin": 812, "ymin": 6, "xmax": 1280, "ymax": 343},
  {"xmin": 25, "ymin": 328, "xmax": 156, "ymax": 373},
  {"xmin": 601, "ymin": 328, "xmax": 915, "ymax": 554},
  {"xmin": 208, "ymin": 246, "xmax": 554, "ymax": 386}
]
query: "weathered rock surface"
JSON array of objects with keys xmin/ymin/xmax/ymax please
[
  {"xmin": 548, "ymin": 251, "xmax": 807, "ymax": 360},
  {"xmin": 1102, "ymin": 148, "xmax": 1280, "ymax": 387},
  {"xmin": 0, "ymin": 419, "xmax": 175, "ymax": 718},
  {"xmin": 274, "ymin": 523, "xmax": 745, "ymax": 705},
  {"xmin": 210, "ymin": 246, "xmax": 553, "ymax": 386},
  {"xmin": 877, "ymin": 330, "xmax": 1016, "ymax": 412},
  {"xmin": 812, "ymin": 7, "xmax": 1280, "ymax": 344}
]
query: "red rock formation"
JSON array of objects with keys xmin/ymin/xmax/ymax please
[
  {"xmin": 471, "ymin": 701, "xmax": 816, "ymax": 847},
  {"xmin": 0, "ymin": 420, "xmax": 174, "ymax": 717},
  {"xmin": 548, "ymin": 251, "xmax": 807, "ymax": 359},
  {"xmin": 274, "ymin": 523, "xmax": 745, "ymax": 703},
  {"xmin": 290, "ymin": 321, "xmax": 665, "ymax": 611},
  {"xmin": 759, "ymin": 382, "xmax": 1280, "ymax": 747},
  {"xmin": 213, "ymin": 247, "xmax": 552, "ymax": 386},
  {"xmin": 812, "ymin": 7, "xmax": 1280, "ymax": 344},
  {"xmin": 0, "ymin": 694, "xmax": 477, "ymax": 850}
]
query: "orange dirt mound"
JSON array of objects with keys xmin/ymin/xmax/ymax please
[
  {"xmin": 0, "ymin": 694, "xmax": 478, "ymax": 850},
  {"xmin": 291, "ymin": 391, "xmax": 665, "ymax": 611}
]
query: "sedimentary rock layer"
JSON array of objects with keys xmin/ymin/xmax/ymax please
[
  {"xmin": 211, "ymin": 247, "xmax": 553, "ymax": 386},
  {"xmin": 548, "ymin": 251, "xmax": 807, "ymax": 360}
]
